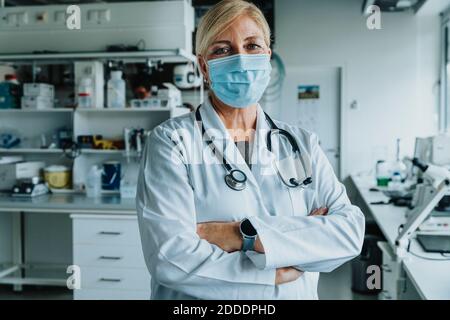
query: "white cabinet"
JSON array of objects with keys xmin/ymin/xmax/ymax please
[{"xmin": 71, "ymin": 214, "xmax": 150, "ymax": 300}]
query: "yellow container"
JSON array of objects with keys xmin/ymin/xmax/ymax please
[{"xmin": 44, "ymin": 165, "xmax": 72, "ymax": 189}]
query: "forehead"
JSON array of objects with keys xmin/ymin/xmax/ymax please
[{"xmin": 214, "ymin": 15, "xmax": 264, "ymax": 42}]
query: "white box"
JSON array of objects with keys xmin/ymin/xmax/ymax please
[
  {"xmin": 15, "ymin": 161, "xmax": 46, "ymax": 179},
  {"xmin": 23, "ymin": 83, "xmax": 54, "ymax": 98},
  {"xmin": 21, "ymin": 96, "xmax": 54, "ymax": 109},
  {"xmin": 0, "ymin": 161, "xmax": 45, "ymax": 190}
]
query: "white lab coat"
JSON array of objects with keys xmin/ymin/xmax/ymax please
[{"xmin": 136, "ymin": 97, "xmax": 365, "ymax": 300}]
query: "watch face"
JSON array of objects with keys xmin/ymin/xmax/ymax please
[{"xmin": 241, "ymin": 219, "xmax": 257, "ymax": 237}]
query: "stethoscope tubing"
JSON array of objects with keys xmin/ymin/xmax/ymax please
[{"xmin": 195, "ymin": 106, "xmax": 311, "ymax": 190}]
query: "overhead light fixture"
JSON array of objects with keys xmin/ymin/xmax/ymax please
[{"xmin": 362, "ymin": 0, "xmax": 427, "ymax": 14}]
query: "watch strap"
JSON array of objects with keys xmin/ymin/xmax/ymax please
[{"xmin": 242, "ymin": 236, "xmax": 256, "ymax": 252}]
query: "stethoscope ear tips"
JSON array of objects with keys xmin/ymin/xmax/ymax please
[{"xmin": 289, "ymin": 177, "xmax": 313, "ymax": 188}]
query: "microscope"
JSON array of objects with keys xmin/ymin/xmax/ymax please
[{"xmin": 395, "ymin": 158, "xmax": 450, "ymax": 257}]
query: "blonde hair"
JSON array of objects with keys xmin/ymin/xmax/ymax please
[{"xmin": 195, "ymin": 0, "xmax": 271, "ymax": 57}]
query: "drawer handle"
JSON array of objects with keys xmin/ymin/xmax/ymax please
[
  {"xmin": 99, "ymin": 256, "xmax": 123, "ymax": 261},
  {"xmin": 98, "ymin": 231, "xmax": 122, "ymax": 236},
  {"xmin": 99, "ymin": 278, "xmax": 122, "ymax": 283},
  {"xmin": 381, "ymin": 264, "xmax": 392, "ymax": 272}
]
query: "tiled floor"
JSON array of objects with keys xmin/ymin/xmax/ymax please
[{"xmin": 0, "ymin": 262, "xmax": 377, "ymax": 300}]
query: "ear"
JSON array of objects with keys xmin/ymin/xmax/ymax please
[{"xmin": 197, "ymin": 55, "xmax": 209, "ymax": 83}]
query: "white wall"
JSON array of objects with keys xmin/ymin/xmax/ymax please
[{"xmin": 275, "ymin": 0, "xmax": 441, "ymax": 177}]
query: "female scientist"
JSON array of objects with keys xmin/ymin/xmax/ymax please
[{"xmin": 136, "ymin": 0, "xmax": 365, "ymax": 300}]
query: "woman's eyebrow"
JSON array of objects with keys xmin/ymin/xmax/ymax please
[
  {"xmin": 211, "ymin": 40, "xmax": 231, "ymax": 45},
  {"xmin": 244, "ymin": 35, "xmax": 263, "ymax": 41}
]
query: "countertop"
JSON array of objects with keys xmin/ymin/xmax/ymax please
[{"xmin": 0, "ymin": 192, "xmax": 136, "ymax": 214}]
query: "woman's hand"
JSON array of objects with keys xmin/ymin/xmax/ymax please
[
  {"xmin": 275, "ymin": 267, "xmax": 304, "ymax": 285},
  {"xmin": 309, "ymin": 207, "xmax": 329, "ymax": 216},
  {"xmin": 197, "ymin": 222, "xmax": 242, "ymax": 253}
]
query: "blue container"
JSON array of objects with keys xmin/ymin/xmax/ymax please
[{"xmin": 102, "ymin": 161, "xmax": 121, "ymax": 191}]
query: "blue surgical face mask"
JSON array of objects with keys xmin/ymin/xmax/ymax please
[{"xmin": 207, "ymin": 54, "xmax": 272, "ymax": 109}]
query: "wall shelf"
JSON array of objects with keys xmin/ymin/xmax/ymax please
[
  {"xmin": 0, "ymin": 49, "xmax": 196, "ymax": 66},
  {"xmin": 76, "ymin": 107, "xmax": 172, "ymax": 113},
  {"xmin": 0, "ymin": 109, "xmax": 73, "ymax": 113},
  {"xmin": 0, "ymin": 148, "xmax": 64, "ymax": 154}
]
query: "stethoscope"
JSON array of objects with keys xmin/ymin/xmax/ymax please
[{"xmin": 195, "ymin": 106, "xmax": 313, "ymax": 191}]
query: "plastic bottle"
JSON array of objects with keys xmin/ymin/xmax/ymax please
[
  {"xmin": 77, "ymin": 77, "xmax": 93, "ymax": 108},
  {"xmin": 388, "ymin": 172, "xmax": 403, "ymax": 192},
  {"xmin": 85, "ymin": 165, "xmax": 102, "ymax": 198},
  {"xmin": 107, "ymin": 70, "xmax": 126, "ymax": 108},
  {"xmin": 391, "ymin": 138, "xmax": 408, "ymax": 180}
]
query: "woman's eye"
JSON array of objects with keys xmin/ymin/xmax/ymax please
[
  {"xmin": 247, "ymin": 43, "xmax": 262, "ymax": 51},
  {"xmin": 213, "ymin": 47, "xmax": 231, "ymax": 55}
]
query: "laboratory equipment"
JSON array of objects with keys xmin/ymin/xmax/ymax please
[
  {"xmin": 395, "ymin": 158, "xmax": 450, "ymax": 257},
  {"xmin": 102, "ymin": 161, "xmax": 121, "ymax": 191},
  {"xmin": 0, "ymin": 131, "xmax": 20, "ymax": 149},
  {"xmin": 159, "ymin": 83, "xmax": 182, "ymax": 108},
  {"xmin": 416, "ymin": 234, "xmax": 450, "ymax": 254},
  {"xmin": 0, "ymin": 74, "xmax": 21, "ymax": 109},
  {"xmin": 74, "ymin": 61, "xmax": 104, "ymax": 109},
  {"xmin": 173, "ymin": 63, "xmax": 202, "ymax": 89},
  {"xmin": 124, "ymin": 127, "xmax": 146, "ymax": 157},
  {"xmin": 0, "ymin": 161, "xmax": 45, "ymax": 191},
  {"xmin": 107, "ymin": 70, "xmax": 126, "ymax": 109},
  {"xmin": 85, "ymin": 165, "xmax": 102, "ymax": 198},
  {"xmin": 43, "ymin": 165, "xmax": 72, "ymax": 189},
  {"xmin": 76, "ymin": 78, "xmax": 93, "ymax": 109},
  {"xmin": 12, "ymin": 178, "xmax": 49, "ymax": 198},
  {"xmin": 375, "ymin": 160, "xmax": 391, "ymax": 187},
  {"xmin": 390, "ymin": 138, "xmax": 407, "ymax": 180},
  {"xmin": 195, "ymin": 106, "xmax": 313, "ymax": 191},
  {"xmin": 414, "ymin": 135, "xmax": 450, "ymax": 166}
]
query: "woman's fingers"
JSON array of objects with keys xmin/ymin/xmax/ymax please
[
  {"xmin": 309, "ymin": 207, "xmax": 329, "ymax": 216},
  {"xmin": 275, "ymin": 267, "xmax": 304, "ymax": 285}
]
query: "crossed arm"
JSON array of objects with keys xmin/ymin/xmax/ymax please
[{"xmin": 196, "ymin": 207, "xmax": 329, "ymax": 285}]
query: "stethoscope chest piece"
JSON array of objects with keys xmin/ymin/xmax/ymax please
[{"xmin": 225, "ymin": 169, "xmax": 247, "ymax": 191}]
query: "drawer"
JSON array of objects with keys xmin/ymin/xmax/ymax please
[
  {"xmin": 73, "ymin": 218, "xmax": 141, "ymax": 246},
  {"xmin": 74, "ymin": 288, "xmax": 150, "ymax": 300},
  {"xmin": 79, "ymin": 266, "xmax": 151, "ymax": 291},
  {"xmin": 74, "ymin": 244, "xmax": 146, "ymax": 269}
]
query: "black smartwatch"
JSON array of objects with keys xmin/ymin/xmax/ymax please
[{"xmin": 239, "ymin": 218, "xmax": 257, "ymax": 251}]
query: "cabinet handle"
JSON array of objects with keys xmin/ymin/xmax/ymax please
[
  {"xmin": 381, "ymin": 290, "xmax": 392, "ymax": 300},
  {"xmin": 99, "ymin": 278, "xmax": 122, "ymax": 283},
  {"xmin": 98, "ymin": 231, "xmax": 122, "ymax": 236},
  {"xmin": 99, "ymin": 256, "xmax": 122, "ymax": 260},
  {"xmin": 381, "ymin": 264, "xmax": 392, "ymax": 272}
]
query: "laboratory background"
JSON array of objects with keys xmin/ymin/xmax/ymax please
[{"xmin": 0, "ymin": 0, "xmax": 449, "ymax": 301}]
